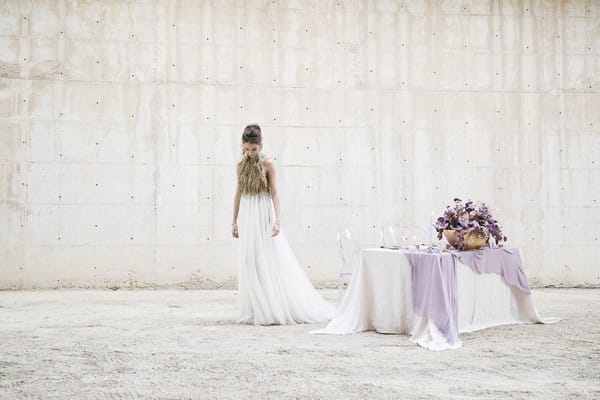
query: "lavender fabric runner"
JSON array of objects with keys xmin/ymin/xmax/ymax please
[
  {"xmin": 404, "ymin": 252, "xmax": 459, "ymax": 346},
  {"xmin": 453, "ymin": 248, "xmax": 531, "ymax": 294}
]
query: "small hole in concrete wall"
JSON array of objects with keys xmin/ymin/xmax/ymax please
[
  {"xmin": 130, "ymin": 195, "xmax": 134, "ymax": 199},
  {"xmin": 172, "ymin": 225, "xmax": 175, "ymax": 228},
  {"xmin": 95, "ymin": 224, "xmax": 98, "ymax": 228},
  {"xmin": 172, "ymin": 184, "xmax": 175, "ymax": 188},
  {"xmin": 95, "ymin": 183, "xmax": 98, "ymax": 186},
  {"xmin": 206, "ymin": 237, "xmax": 210, "ymax": 241},
  {"xmin": 130, "ymin": 237, "xmax": 133, "ymax": 240}
]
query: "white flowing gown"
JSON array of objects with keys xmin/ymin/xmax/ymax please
[{"xmin": 237, "ymin": 192, "xmax": 334, "ymax": 325}]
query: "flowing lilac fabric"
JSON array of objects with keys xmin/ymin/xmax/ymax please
[
  {"xmin": 453, "ymin": 248, "xmax": 531, "ymax": 294},
  {"xmin": 404, "ymin": 252, "xmax": 459, "ymax": 346}
]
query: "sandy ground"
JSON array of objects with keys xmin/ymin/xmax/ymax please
[{"xmin": 0, "ymin": 288, "xmax": 598, "ymax": 400}]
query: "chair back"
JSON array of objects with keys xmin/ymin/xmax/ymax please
[{"xmin": 337, "ymin": 228, "xmax": 359, "ymax": 274}]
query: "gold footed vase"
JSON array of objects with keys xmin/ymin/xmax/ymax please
[{"xmin": 443, "ymin": 229, "xmax": 487, "ymax": 250}]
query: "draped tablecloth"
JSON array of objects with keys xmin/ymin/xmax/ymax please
[{"xmin": 312, "ymin": 247, "xmax": 558, "ymax": 350}]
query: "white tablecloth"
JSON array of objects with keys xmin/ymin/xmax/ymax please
[{"xmin": 313, "ymin": 248, "xmax": 555, "ymax": 350}]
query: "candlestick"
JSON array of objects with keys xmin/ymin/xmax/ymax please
[{"xmin": 428, "ymin": 211, "xmax": 434, "ymax": 245}]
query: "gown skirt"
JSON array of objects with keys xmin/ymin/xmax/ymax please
[{"xmin": 237, "ymin": 193, "xmax": 334, "ymax": 325}]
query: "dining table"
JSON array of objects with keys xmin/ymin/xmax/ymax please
[{"xmin": 312, "ymin": 246, "xmax": 558, "ymax": 350}]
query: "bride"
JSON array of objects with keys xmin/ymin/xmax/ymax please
[{"xmin": 231, "ymin": 124, "xmax": 334, "ymax": 325}]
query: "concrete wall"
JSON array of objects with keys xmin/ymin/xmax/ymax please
[{"xmin": 1, "ymin": 0, "xmax": 598, "ymax": 289}]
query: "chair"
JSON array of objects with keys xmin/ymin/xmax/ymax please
[
  {"xmin": 336, "ymin": 228, "xmax": 360, "ymax": 303},
  {"xmin": 379, "ymin": 225, "xmax": 399, "ymax": 248}
]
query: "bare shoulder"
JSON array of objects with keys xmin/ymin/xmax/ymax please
[{"xmin": 263, "ymin": 158, "xmax": 276, "ymax": 171}]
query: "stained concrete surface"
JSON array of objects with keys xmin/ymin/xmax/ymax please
[{"xmin": 1, "ymin": 288, "xmax": 599, "ymax": 399}]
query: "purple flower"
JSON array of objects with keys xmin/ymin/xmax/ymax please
[{"xmin": 434, "ymin": 198, "xmax": 507, "ymax": 250}]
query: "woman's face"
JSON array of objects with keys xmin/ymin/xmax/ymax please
[{"xmin": 243, "ymin": 142, "xmax": 261, "ymax": 158}]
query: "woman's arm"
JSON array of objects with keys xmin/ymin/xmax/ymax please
[
  {"xmin": 265, "ymin": 160, "xmax": 281, "ymax": 237},
  {"xmin": 232, "ymin": 183, "xmax": 241, "ymax": 238}
]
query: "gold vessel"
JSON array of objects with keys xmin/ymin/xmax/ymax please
[{"xmin": 443, "ymin": 229, "xmax": 487, "ymax": 250}]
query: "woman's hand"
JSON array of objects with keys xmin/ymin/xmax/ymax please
[
  {"xmin": 271, "ymin": 222, "xmax": 280, "ymax": 237},
  {"xmin": 232, "ymin": 223, "xmax": 239, "ymax": 238}
]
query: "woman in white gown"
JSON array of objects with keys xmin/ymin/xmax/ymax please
[{"xmin": 231, "ymin": 124, "xmax": 334, "ymax": 325}]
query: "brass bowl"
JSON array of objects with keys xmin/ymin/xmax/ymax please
[{"xmin": 443, "ymin": 229, "xmax": 487, "ymax": 250}]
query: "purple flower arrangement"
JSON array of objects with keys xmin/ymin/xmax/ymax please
[{"xmin": 434, "ymin": 198, "xmax": 507, "ymax": 250}]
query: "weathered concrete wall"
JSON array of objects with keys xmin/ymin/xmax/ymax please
[{"xmin": 0, "ymin": 0, "xmax": 598, "ymax": 289}]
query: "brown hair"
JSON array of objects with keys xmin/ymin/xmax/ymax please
[{"xmin": 242, "ymin": 124, "xmax": 262, "ymax": 144}]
